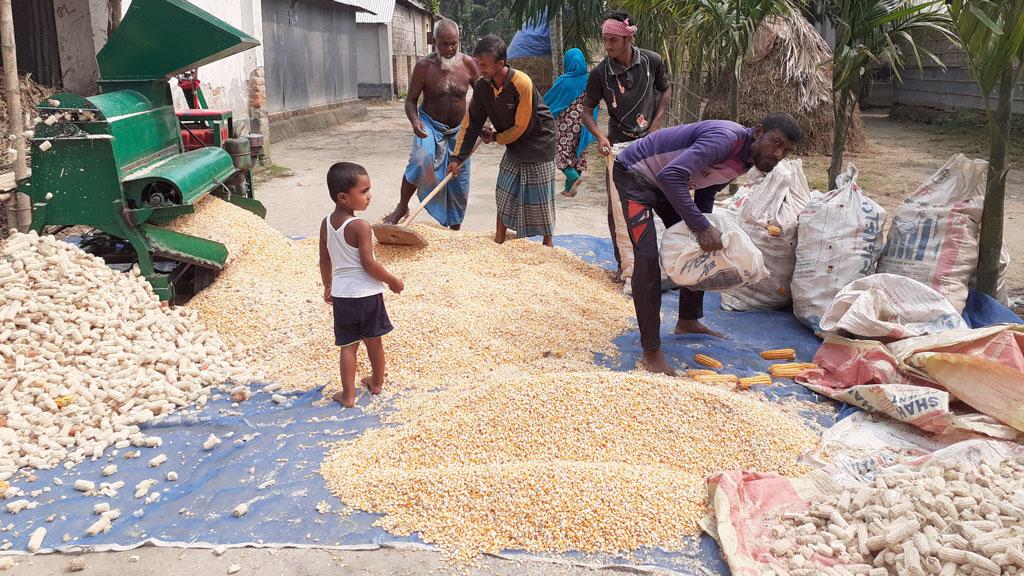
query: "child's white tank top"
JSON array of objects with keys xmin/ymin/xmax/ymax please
[{"xmin": 325, "ymin": 216, "xmax": 385, "ymax": 298}]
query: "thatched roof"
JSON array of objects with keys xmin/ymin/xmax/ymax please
[{"xmin": 703, "ymin": 13, "xmax": 866, "ymax": 155}]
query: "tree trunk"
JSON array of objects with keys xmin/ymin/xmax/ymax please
[
  {"xmin": 0, "ymin": 0, "xmax": 28, "ymax": 232},
  {"xmin": 729, "ymin": 73, "xmax": 739, "ymax": 123},
  {"xmin": 108, "ymin": 0, "xmax": 123, "ymax": 37},
  {"xmin": 685, "ymin": 48, "xmax": 703, "ymax": 123},
  {"xmin": 828, "ymin": 90, "xmax": 850, "ymax": 189},
  {"xmin": 549, "ymin": 9, "xmax": 563, "ymax": 77},
  {"xmin": 975, "ymin": 65, "xmax": 1014, "ymax": 296}
]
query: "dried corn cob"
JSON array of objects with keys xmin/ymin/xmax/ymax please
[
  {"xmin": 694, "ymin": 354, "xmax": 724, "ymax": 369},
  {"xmin": 694, "ymin": 373, "xmax": 739, "ymax": 385},
  {"xmin": 686, "ymin": 369, "xmax": 718, "ymax": 378},
  {"xmin": 738, "ymin": 373, "xmax": 772, "ymax": 389},
  {"xmin": 760, "ymin": 348, "xmax": 797, "ymax": 361},
  {"xmin": 769, "ymin": 363, "xmax": 818, "ymax": 379}
]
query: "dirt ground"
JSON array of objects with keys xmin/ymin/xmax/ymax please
[
  {"xmin": 31, "ymin": 105, "xmax": 1020, "ymax": 575},
  {"xmin": 257, "ymin": 105, "xmax": 1022, "ymax": 299}
]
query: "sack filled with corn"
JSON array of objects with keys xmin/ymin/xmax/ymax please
[
  {"xmin": 660, "ymin": 213, "xmax": 769, "ymax": 291},
  {"xmin": 792, "ymin": 163, "xmax": 887, "ymax": 333},
  {"xmin": 722, "ymin": 159, "xmax": 812, "ymax": 312}
]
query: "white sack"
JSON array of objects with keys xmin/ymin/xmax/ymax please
[{"xmin": 660, "ymin": 212, "xmax": 769, "ymax": 291}]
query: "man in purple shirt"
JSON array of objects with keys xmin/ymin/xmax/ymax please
[{"xmin": 614, "ymin": 113, "xmax": 801, "ymax": 376}]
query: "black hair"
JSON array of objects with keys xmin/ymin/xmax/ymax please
[
  {"xmin": 326, "ymin": 161, "xmax": 368, "ymax": 202},
  {"xmin": 472, "ymin": 34, "xmax": 507, "ymax": 62},
  {"xmin": 762, "ymin": 112, "xmax": 801, "ymax": 143},
  {"xmin": 602, "ymin": 10, "xmax": 632, "ymax": 23}
]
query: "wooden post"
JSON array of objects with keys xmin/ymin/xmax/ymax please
[{"xmin": 0, "ymin": 0, "xmax": 28, "ymax": 232}]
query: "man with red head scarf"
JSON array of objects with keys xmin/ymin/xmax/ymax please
[{"xmin": 581, "ymin": 11, "xmax": 672, "ymax": 290}]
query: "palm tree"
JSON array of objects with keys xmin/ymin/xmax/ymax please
[
  {"xmin": 823, "ymin": 0, "xmax": 952, "ymax": 187},
  {"xmin": 509, "ymin": 0, "xmax": 796, "ymax": 124},
  {"xmin": 948, "ymin": 0, "xmax": 1024, "ymax": 296}
]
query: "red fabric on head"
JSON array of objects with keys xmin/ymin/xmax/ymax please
[{"xmin": 601, "ymin": 18, "xmax": 637, "ymax": 37}]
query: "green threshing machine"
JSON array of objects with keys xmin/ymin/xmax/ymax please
[{"xmin": 23, "ymin": 0, "xmax": 266, "ymax": 301}]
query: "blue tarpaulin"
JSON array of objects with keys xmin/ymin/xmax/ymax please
[
  {"xmin": 507, "ymin": 10, "xmax": 551, "ymax": 59},
  {"xmin": 2, "ymin": 235, "xmax": 1018, "ymax": 574}
]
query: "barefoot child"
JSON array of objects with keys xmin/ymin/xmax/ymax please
[{"xmin": 319, "ymin": 162, "xmax": 404, "ymax": 407}]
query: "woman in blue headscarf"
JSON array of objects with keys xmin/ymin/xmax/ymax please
[{"xmin": 543, "ymin": 48, "xmax": 598, "ymax": 197}]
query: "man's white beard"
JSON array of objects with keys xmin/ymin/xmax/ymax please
[{"xmin": 439, "ymin": 54, "xmax": 457, "ymax": 72}]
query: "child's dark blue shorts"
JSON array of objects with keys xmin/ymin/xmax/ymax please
[{"xmin": 332, "ymin": 293, "xmax": 393, "ymax": 347}]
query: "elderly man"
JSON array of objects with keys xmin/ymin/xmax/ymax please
[
  {"xmin": 582, "ymin": 10, "xmax": 672, "ymax": 286},
  {"xmin": 382, "ymin": 18, "xmax": 479, "ymax": 230},
  {"xmin": 614, "ymin": 113, "xmax": 802, "ymax": 376}
]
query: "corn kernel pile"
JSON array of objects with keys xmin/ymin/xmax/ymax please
[
  {"xmin": 321, "ymin": 369, "xmax": 818, "ymax": 558},
  {"xmin": 169, "ymin": 198, "xmax": 634, "ymax": 394}
]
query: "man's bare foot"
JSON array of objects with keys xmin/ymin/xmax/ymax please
[
  {"xmin": 361, "ymin": 376, "xmax": 383, "ymax": 395},
  {"xmin": 449, "ymin": 224, "xmax": 461, "ymax": 231},
  {"xmin": 643, "ymin": 349, "xmax": 677, "ymax": 376},
  {"xmin": 382, "ymin": 204, "xmax": 409, "ymax": 225},
  {"xmin": 673, "ymin": 319, "xmax": 725, "ymax": 338},
  {"xmin": 331, "ymin": 390, "xmax": 356, "ymax": 408}
]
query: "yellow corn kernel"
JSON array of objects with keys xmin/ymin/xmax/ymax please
[
  {"xmin": 55, "ymin": 395, "xmax": 72, "ymax": 409},
  {"xmin": 686, "ymin": 369, "xmax": 718, "ymax": 378},
  {"xmin": 694, "ymin": 354, "xmax": 723, "ymax": 369},
  {"xmin": 738, "ymin": 374, "xmax": 772, "ymax": 389},
  {"xmin": 760, "ymin": 348, "xmax": 797, "ymax": 361},
  {"xmin": 767, "ymin": 224, "xmax": 782, "ymax": 237},
  {"xmin": 768, "ymin": 362, "xmax": 818, "ymax": 379},
  {"xmin": 693, "ymin": 373, "xmax": 739, "ymax": 385}
]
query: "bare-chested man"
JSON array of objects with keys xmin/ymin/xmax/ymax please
[{"xmin": 382, "ymin": 18, "xmax": 479, "ymax": 230}]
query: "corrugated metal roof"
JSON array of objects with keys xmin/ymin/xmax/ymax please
[
  {"xmin": 354, "ymin": 0, "xmax": 394, "ymax": 23},
  {"xmin": 334, "ymin": 0, "xmax": 378, "ymax": 16}
]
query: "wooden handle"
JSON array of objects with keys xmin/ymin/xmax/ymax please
[{"xmin": 404, "ymin": 142, "xmax": 481, "ymax": 227}]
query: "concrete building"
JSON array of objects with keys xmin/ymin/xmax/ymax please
[
  {"xmin": 5, "ymin": 0, "xmax": 374, "ymax": 147},
  {"xmin": 874, "ymin": 36, "xmax": 1024, "ymax": 114},
  {"xmin": 355, "ymin": 0, "xmax": 433, "ymax": 100}
]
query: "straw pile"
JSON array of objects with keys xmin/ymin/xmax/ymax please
[
  {"xmin": 702, "ymin": 13, "xmax": 866, "ymax": 155},
  {"xmin": 0, "ymin": 73, "xmax": 55, "ymax": 171},
  {"xmin": 321, "ymin": 369, "xmax": 818, "ymax": 559},
  {"xmin": 168, "ymin": 197, "xmax": 633, "ymax": 394},
  {"xmin": 509, "ymin": 56, "xmax": 554, "ymax": 94}
]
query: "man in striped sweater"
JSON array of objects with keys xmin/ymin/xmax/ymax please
[
  {"xmin": 450, "ymin": 35, "xmax": 557, "ymax": 246},
  {"xmin": 614, "ymin": 113, "xmax": 801, "ymax": 375}
]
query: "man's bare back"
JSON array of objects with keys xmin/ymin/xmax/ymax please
[{"xmin": 406, "ymin": 52, "xmax": 477, "ymax": 130}]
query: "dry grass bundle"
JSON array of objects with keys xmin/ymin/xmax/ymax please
[
  {"xmin": 509, "ymin": 56, "xmax": 554, "ymax": 94},
  {"xmin": 0, "ymin": 73, "xmax": 55, "ymax": 172},
  {"xmin": 321, "ymin": 369, "xmax": 817, "ymax": 559},
  {"xmin": 703, "ymin": 13, "xmax": 866, "ymax": 155},
  {"xmin": 170, "ymin": 197, "xmax": 633, "ymax": 395}
]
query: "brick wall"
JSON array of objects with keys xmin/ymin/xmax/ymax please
[{"xmin": 391, "ymin": 3, "xmax": 432, "ymax": 95}]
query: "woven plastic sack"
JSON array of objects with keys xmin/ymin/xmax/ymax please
[
  {"xmin": 819, "ymin": 273, "xmax": 968, "ymax": 340},
  {"xmin": 792, "ymin": 164, "xmax": 887, "ymax": 332},
  {"xmin": 877, "ymin": 154, "xmax": 987, "ymax": 312},
  {"xmin": 721, "ymin": 158, "xmax": 812, "ymax": 311},
  {"xmin": 660, "ymin": 212, "xmax": 769, "ymax": 291}
]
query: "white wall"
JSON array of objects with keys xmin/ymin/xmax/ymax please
[
  {"xmin": 108, "ymin": 0, "xmax": 266, "ymax": 133},
  {"xmin": 53, "ymin": 0, "xmax": 107, "ymax": 94}
]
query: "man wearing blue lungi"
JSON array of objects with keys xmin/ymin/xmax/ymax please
[{"xmin": 382, "ymin": 19, "xmax": 479, "ymax": 230}]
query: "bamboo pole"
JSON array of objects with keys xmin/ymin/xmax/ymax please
[{"xmin": 0, "ymin": 0, "xmax": 28, "ymax": 232}]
